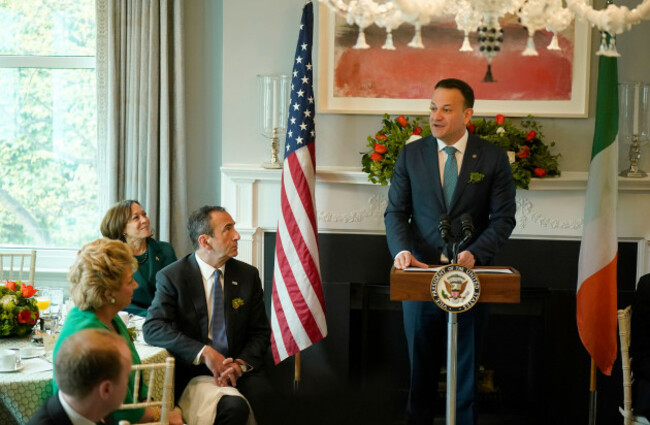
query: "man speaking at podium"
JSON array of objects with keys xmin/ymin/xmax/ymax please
[{"xmin": 384, "ymin": 78, "xmax": 516, "ymax": 425}]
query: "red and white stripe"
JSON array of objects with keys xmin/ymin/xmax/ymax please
[{"xmin": 270, "ymin": 143, "xmax": 327, "ymax": 364}]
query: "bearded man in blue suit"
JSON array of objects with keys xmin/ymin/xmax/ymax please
[{"xmin": 385, "ymin": 78, "xmax": 516, "ymax": 425}]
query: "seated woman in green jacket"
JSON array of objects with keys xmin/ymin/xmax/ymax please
[
  {"xmin": 100, "ymin": 200, "xmax": 177, "ymax": 316},
  {"xmin": 53, "ymin": 238, "xmax": 182, "ymax": 425}
]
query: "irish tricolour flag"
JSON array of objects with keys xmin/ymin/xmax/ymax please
[{"xmin": 576, "ymin": 54, "xmax": 618, "ymax": 376}]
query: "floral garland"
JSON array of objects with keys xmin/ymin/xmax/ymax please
[
  {"xmin": 361, "ymin": 113, "xmax": 561, "ymax": 190},
  {"xmin": 470, "ymin": 114, "xmax": 561, "ymax": 189},
  {"xmin": 360, "ymin": 114, "xmax": 431, "ymax": 185}
]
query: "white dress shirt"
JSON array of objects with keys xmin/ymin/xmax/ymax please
[
  {"xmin": 194, "ymin": 254, "xmax": 225, "ymax": 363},
  {"xmin": 436, "ymin": 129, "xmax": 468, "ymax": 185},
  {"xmin": 58, "ymin": 392, "xmax": 96, "ymax": 425}
]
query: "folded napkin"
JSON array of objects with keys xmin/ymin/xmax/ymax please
[
  {"xmin": 22, "ymin": 357, "xmax": 53, "ymax": 373},
  {"xmin": 178, "ymin": 376, "xmax": 256, "ymax": 425}
]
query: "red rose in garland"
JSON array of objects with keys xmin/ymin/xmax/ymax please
[
  {"xmin": 374, "ymin": 143, "xmax": 387, "ymax": 154},
  {"xmin": 533, "ymin": 168, "xmax": 547, "ymax": 177},
  {"xmin": 375, "ymin": 133, "xmax": 387, "ymax": 141},
  {"xmin": 525, "ymin": 130, "xmax": 537, "ymax": 141},
  {"xmin": 413, "ymin": 126, "xmax": 422, "ymax": 135},
  {"xmin": 495, "ymin": 114, "xmax": 506, "ymax": 125},
  {"xmin": 21, "ymin": 282, "xmax": 37, "ymax": 298},
  {"xmin": 5, "ymin": 279, "xmax": 16, "ymax": 291},
  {"xmin": 370, "ymin": 152, "xmax": 383, "ymax": 162},
  {"xmin": 396, "ymin": 115, "xmax": 408, "ymax": 127},
  {"xmin": 467, "ymin": 124, "xmax": 475, "ymax": 133},
  {"xmin": 16, "ymin": 309, "xmax": 32, "ymax": 324},
  {"xmin": 517, "ymin": 145, "xmax": 531, "ymax": 159}
]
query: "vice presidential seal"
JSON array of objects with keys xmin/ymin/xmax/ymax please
[{"xmin": 430, "ymin": 264, "xmax": 481, "ymax": 313}]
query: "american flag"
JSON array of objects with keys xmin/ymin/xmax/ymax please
[{"xmin": 270, "ymin": 1, "xmax": 327, "ymax": 365}]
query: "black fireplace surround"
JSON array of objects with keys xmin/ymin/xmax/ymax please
[{"xmin": 262, "ymin": 233, "xmax": 638, "ymax": 425}]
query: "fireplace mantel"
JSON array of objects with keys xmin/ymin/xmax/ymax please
[{"xmin": 221, "ymin": 164, "xmax": 650, "ymax": 279}]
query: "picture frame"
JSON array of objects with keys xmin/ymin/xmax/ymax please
[{"xmin": 316, "ymin": 8, "xmax": 592, "ymax": 118}]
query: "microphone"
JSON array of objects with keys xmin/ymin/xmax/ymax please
[
  {"xmin": 439, "ymin": 214, "xmax": 452, "ymax": 243},
  {"xmin": 459, "ymin": 213, "xmax": 474, "ymax": 246}
]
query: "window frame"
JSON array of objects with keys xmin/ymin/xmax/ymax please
[{"xmin": 0, "ymin": 11, "xmax": 98, "ymax": 284}]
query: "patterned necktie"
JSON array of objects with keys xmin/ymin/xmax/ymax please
[
  {"xmin": 443, "ymin": 146, "xmax": 458, "ymax": 208},
  {"xmin": 211, "ymin": 269, "xmax": 228, "ymax": 355}
]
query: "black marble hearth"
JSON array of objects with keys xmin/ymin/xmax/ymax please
[{"xmin": 262, "ymin": 233, "xmax": 638, "ymax": 425}]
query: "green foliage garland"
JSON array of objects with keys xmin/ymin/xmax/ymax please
[
  {"xmin": 361, "ymin": 114, "xmax": 431, "ymax": 185},
  {"xmin": 361, "ymin": 114, "xmax": 561, "ymax": 190}
]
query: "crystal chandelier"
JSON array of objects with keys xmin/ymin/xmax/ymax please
[{"xmin": 319, "ymin": 0, "xmax": 650, "ymax": 79}]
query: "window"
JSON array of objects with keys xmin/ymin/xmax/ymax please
[{"xmin": 0, "ymin": 0, "xmax": 98, "ymax": 249}]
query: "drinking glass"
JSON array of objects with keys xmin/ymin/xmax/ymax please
[{"xmin": 36, "ymin": 288, "xmax": 64, "ymax": 333}]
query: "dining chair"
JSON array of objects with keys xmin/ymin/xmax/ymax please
[
  {"xmin": 0, "ymin": 250, "xmax": 36, "ymax": 284},
  {"xmin": 618, "ymin": 306, "xmax": 650, "ymax": 425},
  {"xmin": 118, "ymin": 356, "xmax": 175, "ymax": 425}
]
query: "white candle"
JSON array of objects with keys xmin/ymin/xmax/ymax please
[
  {"xmin": 633, "ymin": 83, "xmax": 640, "ymax": 135},
  {"xmin": 272, "ymin": 78, "xmax": 278, "ymax": 129}
]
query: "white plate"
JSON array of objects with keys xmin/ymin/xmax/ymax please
[
  {"xmin": 0, "ymin": 364, "xmax": 24, "ymax": 373},
  {"xmin": 21, "ymin": 353, "xmax": 44, "ymax": 360}
]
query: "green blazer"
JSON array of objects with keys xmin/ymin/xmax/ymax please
[
  {"xmin": 127, "ymin": 238, "xmax": 177, "ymax": 317},
  {"xmin": 52, "ymin": 307, "xmax": 145, "ymax": 424}
]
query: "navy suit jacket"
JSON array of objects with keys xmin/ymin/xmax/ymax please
[
  {"xmin": 143, "ymin": 253, "xmax": 271, "ymax": 399},
  {"xmin": 27, "ymin": 393, "xmax": 116, "ymax": 425},
  {"xmin": 384, "ymin": 133, "xmax": 516, "ymax": 266}
]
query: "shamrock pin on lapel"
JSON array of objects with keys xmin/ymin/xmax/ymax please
[
  {"xmin": 468, "ymin": 172, "xmax": 485, "ymax": 183},
  {"xmin": 232, "ymin": 298, "xmax": 245, "ymax": 310}
]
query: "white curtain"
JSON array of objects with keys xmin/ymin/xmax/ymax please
[{"xmin": 96, "ymin": 0, "xmax": 190, "ymax": 255}]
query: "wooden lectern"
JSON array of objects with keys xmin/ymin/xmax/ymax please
[
  {"xmin": 390, "ymin": 265, "xmax": 521, "ymax": 303},
  {"xmin": 390, "ymin": 265, "xmax": 520, "ymax": 425}
]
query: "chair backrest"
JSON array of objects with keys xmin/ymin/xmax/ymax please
[
  {"xmin": 619, "ymin": 306, "xmax": 633, "ymax": 425},
  {"xmin": 619, "ymin": 307, "xmax": 650, "ymax": 425},
  {"xmin": 0, "ymin": 250, "xmax": 36, "ymax": 284},
  {"xmin": 118, "ymin": 356, "xmax": 175, "ymax": 425}
]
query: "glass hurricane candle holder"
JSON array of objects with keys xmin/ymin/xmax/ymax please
[
  {"xmin": 258, "ymin": 74, "xmax": 290, "ymax": 169},
  {"xmin": 619, "ymin": 82, "xmax": 648, "ymax": 177}
]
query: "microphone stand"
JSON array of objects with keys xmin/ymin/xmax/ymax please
[
  {"xmin": 443, "ymin": 215, "xmax": 473, "ymax": 425},
  {"xmin": 447, "ymin": 291, "xmax": 458, "ymax": 425}
]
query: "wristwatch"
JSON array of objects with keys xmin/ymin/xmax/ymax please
[{"xmin": 239, "ymin": 363, "xmax": 249, "ymax": 373}]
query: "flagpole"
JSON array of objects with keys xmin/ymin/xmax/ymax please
[
  {"xmin": 294, "ymin": 352, "xmax": 301, "ymax": 393},
  {"xmin": 588, "ymin": 358, "xmax": 597, "ymax": 425}
]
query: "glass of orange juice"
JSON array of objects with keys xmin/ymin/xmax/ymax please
[{"xmin": 36, "ymin": 297, "xmax": 51, "ymax": 312}]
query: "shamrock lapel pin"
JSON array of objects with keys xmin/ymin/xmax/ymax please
[
  {"xmin": 232, "ymin": 298, "xmax": 245, "ymax": 310},
  {"xmin": 468, "ymin": 172, "xmax": 485, "ymax": 183}
]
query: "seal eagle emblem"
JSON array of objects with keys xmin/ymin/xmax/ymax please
[{"xmin": 430, "ymin": 264, "xmax": 481, "ymax": 313}]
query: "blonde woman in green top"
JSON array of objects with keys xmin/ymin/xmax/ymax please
[{"xmin": 53, "ymin": 238, "xmax": 183, "ymax": 425}]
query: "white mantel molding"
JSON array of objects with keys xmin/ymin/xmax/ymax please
[
  {"xmin": 221, "ymin": 164, "xmax": 650, "ymax": 279},
  {"xmin": 222, "ymin": 165, "xmax": 650, "ymax": 191}
]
